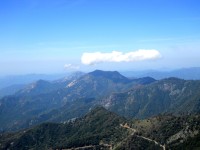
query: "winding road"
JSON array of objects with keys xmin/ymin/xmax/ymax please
[{"xmin": 120, "ymin": 123, "xmax": 166, "ymax": 150}]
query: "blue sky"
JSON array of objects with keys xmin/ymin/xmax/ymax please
[{"xmin": 0, "ymin": 0, "xmax": 200, "ymax": 75}]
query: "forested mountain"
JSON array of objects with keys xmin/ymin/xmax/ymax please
[
  {"xmin": 102, "ymin": 77, "xmax": 200, "ymax": 118},
  {"xmin": 118, "ymin": 114, "xmax": 200, "ymax": 150},
  {"xmin": 1, "ymin": 107, "xmax": 200, "ymax": 150},
  {"xmin": 0, "ymin": 70, "xmax": 154, "ymax": 132},
  {"xmin": 0, "ymin": 107, "xmax": 129, "ymax": 150},
  {"xmin": 1, "ymin": 70, "xmax": 200, "ymax": 133},
  {"xmin": 0, "ymin": 70, "xmax": 200, "ymax": 150},
  {"xmin": 0, "ymin": 72, "xmax": 85, "ymax": 98}
]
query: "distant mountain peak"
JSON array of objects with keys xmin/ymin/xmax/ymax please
[
  {"xmin": 88, "ymin": 70, "xmax": 130, "ymax": 83},
  {"xmin": 133, "ymin": 77, "xmax": 156, "ymax": 85},
  {"xmin": 89, "ymin": 69, "xmax": 120, "ymax": 75}
]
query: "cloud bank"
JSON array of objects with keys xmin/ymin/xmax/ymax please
[{"xmin": 81, "ymin": 49, "xmax": 161, "ymax": 65}]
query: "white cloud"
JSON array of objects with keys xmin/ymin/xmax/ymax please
[
  {"xmin": 81, "ymin": 49, "xmax": 162, "ymax": 65},
  {"xmin": 64, "ymin": 64, "xmax": 80, "ymax": 70}
]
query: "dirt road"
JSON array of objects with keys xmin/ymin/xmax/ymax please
[{"xmin": 120, "ymin": 123, "xmax": 166, "ymax": 150}]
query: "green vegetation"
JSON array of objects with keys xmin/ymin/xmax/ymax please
[
  {"xmin": 1, "ymin": 70, "xmax": 200, "ymax": 149},
  {"xmin": 0, "ymin": 70, "xmax": 155, "ymax": 132},
  {"xmin": 104, "ymin": 78, "xmax": 200, "ymax": 119},
  {"xmin": 115, "ymin": 135, "xmax": 162, "ymax": 150},
  {"xmin": 130, "ymin": 114, "xmax": 200, "ymax": 149},
  {"xmin": 1, "ymin": 107, "xmax": 200, "ymax": 149},
  {"xmin": 0, "ymin": 107, "xmax": 129, "ymax": 150}
]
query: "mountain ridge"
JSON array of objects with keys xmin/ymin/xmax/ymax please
[
  {"xmin": 0, "ymin": 107, "xmax": 129, "ymax": 150},
  {"xmin": 101, "ymin": 77, "xmax": 200, "ymax": 118},
  {"xmin": 1, "ymin": 70, "xmax": 200, "ymax": 134},
  {"xmin": 88, "ymin": 70, "xmax": 130, "ymax": 83},
  {"xmin": 0, "ymin": 70, "xmax": 156, "ymax": 132},
  {"xmin": 1, "ymin": 107, "xmax": 200, "ymax": 150},
  {"xmin": 121, "ymin": 67, "xmax": 200, "ymax": 80}
]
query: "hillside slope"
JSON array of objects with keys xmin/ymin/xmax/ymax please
[
  {"xmin": 0, "ymin": 107, "xmax": 129, "ymax": 150},
  {"xmin": 101, "ymin": 78, "xmax": 200, "ymax": 118},
  {"xmin": 1, "ymin": 107, "xmax": 200, "ymax": 150},
  {"xmin": 0, "ymin": 70, "xmax": 155, "ymax": 132}
]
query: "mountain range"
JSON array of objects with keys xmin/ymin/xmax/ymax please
[
  {"xmin": 1, "ymin": 67, "xmax": 200, "ymax": 98},
  {"xmin": 0, "ymin": 72, "xmax": 85, "ymax": 98},
  {"xmin": 0, "ymin": 73, "xmax": 69, "ymax": 89},
  {"xmin": 0, "ymin": 69, "xmax": 200, "ymax": 149},
  {"xmin": 121, "ymin": 67, "xmax": 200, "ymax": 80},
  {"xmin": 102, "ymin": 77, "xmax": 200, "ymax": 118},
  {"xmin": 0, "ymin": 70, "xmax": 155, "ymax": 132}
]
